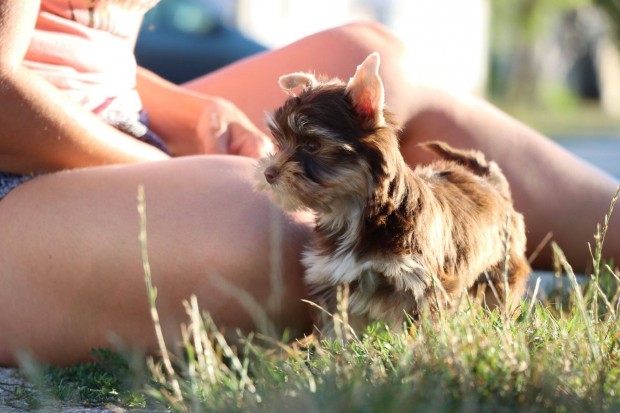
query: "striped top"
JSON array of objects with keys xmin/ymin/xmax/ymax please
[{"xmin": 23, "ymin": 0, "xmax": 160, "ymax": 115}]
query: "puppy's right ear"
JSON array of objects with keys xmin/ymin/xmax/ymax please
[
  {"xmin": 279, "ymin": 72, "xmax": 317, "ymax": 95},
  {"xmin": 346, "ymin": 52, "xmax": 385, "ymax": 126}
]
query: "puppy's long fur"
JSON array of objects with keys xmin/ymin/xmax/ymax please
[{"xmin": 257, "ymin": 53, "xmax": 531, "ymax": 334}]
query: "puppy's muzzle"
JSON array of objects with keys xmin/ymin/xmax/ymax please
[{"xmin": 264, "ymin": 165, "xmax": 280, "ymax": 184}]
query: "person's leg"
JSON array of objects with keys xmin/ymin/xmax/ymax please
[
  {"xmin": 185, "ymin": 21, "xmax": 619, "ymax": 271},
  {"xmin": 0, "ymin": 156, "xmax": 312, "ymax": 366}
]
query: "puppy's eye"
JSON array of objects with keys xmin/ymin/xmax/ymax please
[{"xmin": 303, "ymin": 141, "xmax": 321, "ymax": 153}]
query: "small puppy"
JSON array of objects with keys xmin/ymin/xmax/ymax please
[{"xmin": 257, "ymin": 53, "xmax": 531, "ymax": 334}]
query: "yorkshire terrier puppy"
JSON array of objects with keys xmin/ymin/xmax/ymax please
[{"xmin": 256, "ymin": 53, "xmax": 531, "ymax": 335}]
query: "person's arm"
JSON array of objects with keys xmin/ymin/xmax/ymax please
[
  {"xmin": 0, "ymin": 0, "xmax": 169, "ymax": 176},
  {"xmin": 136, "ymin": 66, "xmax": 273, "ymax": 158}
]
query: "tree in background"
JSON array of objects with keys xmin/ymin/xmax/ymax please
[
  {"xmin": 594, "ymin": 0, "xmax": 620, "ymax": 44},
  {"xmin": 489, "ymin": 0, "xmax": 603, "ymax": 107}
]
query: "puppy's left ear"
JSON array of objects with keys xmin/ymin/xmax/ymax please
[
  {"xmin": 345, "ymin": 52, "xmax": 385, "ymax": 126},
  {"xmin": 279, "ymin": 72, "xmax": 317, "ymax": 96}
]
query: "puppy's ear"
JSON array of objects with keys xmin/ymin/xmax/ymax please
[
  {"xmin": 279, "ymin": 72, "xmax": 317, "ymax": 96},
  {"xmin": 345, "ymin": 52, "xmax": 385, "ymax": 126}
]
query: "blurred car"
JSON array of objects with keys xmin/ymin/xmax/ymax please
[{"xmin": 135, "ymin": 0, "xmax": 268, "ymax": 84}]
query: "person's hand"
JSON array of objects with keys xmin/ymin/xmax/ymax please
[
  {"xmin": 136, "ymin": 67, "xmax": 273, "ymax": 158},
  {"xmin": 196, "ymin": 98, "xmax": 274, "ymax": 158}
]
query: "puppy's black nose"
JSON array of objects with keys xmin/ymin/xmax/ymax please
[{"xmin": 264, "ymin": 166, "xmax": 280, "ymax": 184}]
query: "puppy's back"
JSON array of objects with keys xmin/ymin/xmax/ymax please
[{"xmin": 419, "ymin": 141, "xmax": 511, "ymax": 199}]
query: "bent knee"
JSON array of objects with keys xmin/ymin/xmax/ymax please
[
  {"xmin": 343, "ymin": 21, "xmax": 406, "ymax": 55},
  {"xmin": 316, "ymin": 21, "xmax": 406, "ymax": 60}
]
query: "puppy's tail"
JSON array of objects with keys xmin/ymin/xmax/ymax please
[
  {"xmin": 419, "ymin": 141, "xmax": 511, "ymax": 196},
  {"xmin": 419, "ymin": 141, "xmax": 489, "ymax": 175}
]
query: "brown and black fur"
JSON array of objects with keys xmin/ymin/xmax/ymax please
[{"xmin": 256, "ymin": 53, "xmax": 531, "ymax": 335}]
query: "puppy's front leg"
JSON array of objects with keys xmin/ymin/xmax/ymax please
[{"xmin": 308, "ymin": 282, "xmax": 366, "ymax": 342}]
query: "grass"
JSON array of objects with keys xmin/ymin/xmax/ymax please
[
  {"xmin": 19, "ymin": 185, "xmax": 620, "ymax": 412},
  {"xmin": 38, "ymin": 349, "xmax": 148, "ymax": 409}
]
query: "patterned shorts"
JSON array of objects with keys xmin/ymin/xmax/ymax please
[{"xmin": 0, "ymin": 111, "xmax": 169, "ymax": 200}]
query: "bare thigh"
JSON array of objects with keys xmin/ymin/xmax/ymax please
[{"xmin": 0, "ymin": 155, "xmax": 312, "ymax": 365}]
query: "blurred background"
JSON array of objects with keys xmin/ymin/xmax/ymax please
[{"xmin": 136, "ymin": 0, "xmax": 620, "ymax": 178}]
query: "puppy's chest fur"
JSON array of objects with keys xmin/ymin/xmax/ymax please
[
  {"xmin": 303, "ymin": 243, "xmax": 428, "ymax": 324},
  {"xmin": 303, "ymin": 172, "xmax": 429, "ymax": 297},
  {"xmin": 303, "ymin": 170, "xmax": 436, "ymax": 321}
]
